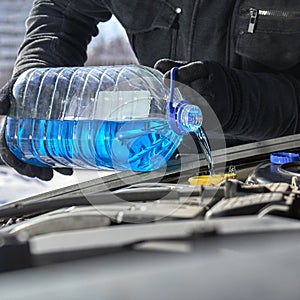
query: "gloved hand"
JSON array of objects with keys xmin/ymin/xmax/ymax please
[
  {"xmin": 0, "ymin": 78, "xmax": 73, "ymax": 181},
  {"xmin": 154, "ymin": 59, "xmax": 241, "ymax": 132}
]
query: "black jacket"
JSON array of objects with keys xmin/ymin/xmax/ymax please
[{"xmin": 13, "ymin": 0, "xmax": 300, "ymax": 141}]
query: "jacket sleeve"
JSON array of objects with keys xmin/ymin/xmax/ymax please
[
  {"xmin": 217, "ymin": 64, "xmax": 300, "ymax": 141},
  {"xmin": 13, "ymin": 0, "xmax": 112, "ymax": 76},
  {"xmin": 232, "ymin": 68, "xmax": 300, "ymax": 141}
]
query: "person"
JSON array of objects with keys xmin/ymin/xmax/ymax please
[{"xmin": 0, "ymin": 0, "xmax": 299, "ymax": 180}]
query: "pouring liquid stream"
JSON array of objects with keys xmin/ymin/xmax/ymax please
[
  {"xmin": 168, "ymin": 67, "xmax": 214, "ymax": 177},
  {"xmin": 195, "ymin": 126, "xmax": 214, "ymax": 176}
]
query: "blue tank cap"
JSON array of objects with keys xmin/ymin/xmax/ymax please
[{"xmin": 270, "ymin": 152, "xmax": 300, "ymax": 165}]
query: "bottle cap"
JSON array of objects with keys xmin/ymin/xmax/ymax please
[
  {"xmin": 270, "ymin": 152, "xmax": 300, "ymax": 165},
  {"xmin": 188, "ymin": 173, "xmax": 237, "ymax": 186}
]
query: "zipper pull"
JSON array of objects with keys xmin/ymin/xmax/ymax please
[{"xmin": 248, "ymin": 8, "xmax": 258, "ymax": 33}]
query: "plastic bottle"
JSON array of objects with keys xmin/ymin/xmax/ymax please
[{"xmin": 5, "ymin": 65, "xmax": 203, "ymax": 171}]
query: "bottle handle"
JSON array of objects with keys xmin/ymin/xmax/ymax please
[{"xmin": 168, "ymin": 66, "xmax": 179, "ymax": 114}]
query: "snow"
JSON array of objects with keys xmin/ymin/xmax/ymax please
[{"xmin": 0, "ymin": 165, "xmax": 116, "ymax": 204}]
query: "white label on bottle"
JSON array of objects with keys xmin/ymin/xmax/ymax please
[{"xmin": 94, "ymin": 91, "xmax": 152, "ymax": 120}]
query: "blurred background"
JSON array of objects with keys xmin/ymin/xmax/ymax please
[{"xmin": 0, "ymin": 0, "xmax": 138, "ymax": 86}]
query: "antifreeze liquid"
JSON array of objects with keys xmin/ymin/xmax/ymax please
[{"xmin": 6, "ymin": 117, "xmax": 182, "ymax": 171}]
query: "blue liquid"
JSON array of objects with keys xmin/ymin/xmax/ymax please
[{"xmin": 5, "ymin": 118, "xmax": 182, "ymax": 171}]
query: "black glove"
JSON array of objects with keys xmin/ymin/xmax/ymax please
[
  {"xmin": 154, "ymin": 59, "xmax": 241, "ymax": 133},
  {"xmin": 0, "ymin": 79, "xmax": 73, "ymax": 181}
]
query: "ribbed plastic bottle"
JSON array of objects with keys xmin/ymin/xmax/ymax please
[{"xmin": 5, "ymin": 65, "xmax": 202, "ymax": 171}]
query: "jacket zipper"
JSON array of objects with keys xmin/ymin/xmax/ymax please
[
  {"xmin": 246, "ymin": 8, "xmax": 300, "ymax": 33},
  {"xmin": 247, "ymin": 8, "xmax": 258, "ymax": 33}
]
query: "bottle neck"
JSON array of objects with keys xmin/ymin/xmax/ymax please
[{"xmin": 169, "ymin": 101, "xmax": 203, "ymax": 135}]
